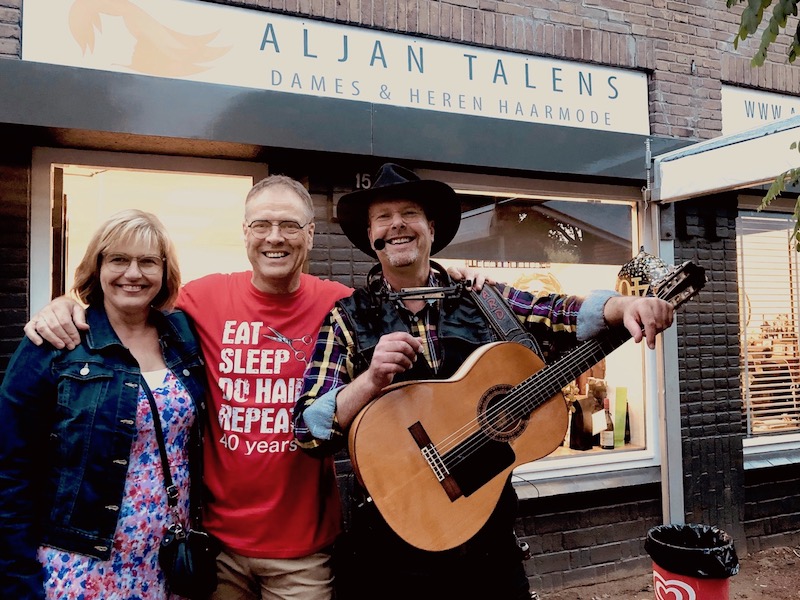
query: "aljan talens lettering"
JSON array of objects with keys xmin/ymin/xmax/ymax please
[{"xmin": 258, "ymin": 22, "xmax": 620, "ymax": 100}]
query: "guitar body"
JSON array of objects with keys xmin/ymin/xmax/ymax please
[{"xmin": 348, "ymin": 341, "xmax": 568, "ymax": 552}]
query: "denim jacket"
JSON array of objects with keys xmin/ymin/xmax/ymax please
[{"xmin": 0, "ymin": 304, "xmax": 208, "ymax": 599}]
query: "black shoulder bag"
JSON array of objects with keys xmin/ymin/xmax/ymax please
[{"xmin": 141, "ymin": 378, "xmax": 220, "ymax": 600}]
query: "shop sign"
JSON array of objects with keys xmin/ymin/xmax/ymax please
[
  {"xmin": 721, "ymin": 85, "xmax": 800, "ymax": 135},
  {"xmin": 22, "ymin": 0, "xmax": 649, "ymax": 135}
]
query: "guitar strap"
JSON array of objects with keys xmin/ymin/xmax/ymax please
[{"xmin": 471, "ymin": 284, "xmax": 544, "ymax": 359}]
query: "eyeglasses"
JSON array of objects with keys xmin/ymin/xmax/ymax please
[
  {"xmin": 370, "ymin": 208, "xmax": 427, "ymax": 227},
  {"xmin": 103, "ymin": 253, "xmax": 165, "ymax": 275},
  {"xmin": 247, "ymin": 220, "xmax": 310, "ymax": 239}
]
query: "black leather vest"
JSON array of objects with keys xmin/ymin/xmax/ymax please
[{"xmin": 335, "ymin": 271, "xmax": 496, "ymax": 381}]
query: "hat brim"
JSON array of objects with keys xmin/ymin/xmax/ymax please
[{"xmin": 337, "ymin": 180, "xmax": 461, "ymax": 258}]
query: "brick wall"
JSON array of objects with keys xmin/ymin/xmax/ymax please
[
  {"xmin": 0, "ymin": 0, "xmax": 20, "ymax": 58},
  {"xmin": 516, "ymin": 483, "xmax": 662, "ymax": 592},
  {"xmin": 308, "ymin": 193, "xmax": 369, "ymax": 290},
  {"xmin": 744, "ymin": 464, "xmax": 800, "ymax": 551},
  {"xmin": 304, "ymin": 160, "xmax": 379, "ymax": 290},
  {"xmin": 673, "ymin": 196, "xmax": 747, "ymax": 543},
  {"xmin": 0, "ymin": 145, "xmax": 30, "ymax": 377}
]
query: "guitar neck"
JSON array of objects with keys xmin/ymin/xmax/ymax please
[
  {"xmin": 517, "ymin": 326, "xmax": 632, "ymax": 415},
  {"xmin": 516, "ymin": 260, "xmax": 706, "ymax": 414}
]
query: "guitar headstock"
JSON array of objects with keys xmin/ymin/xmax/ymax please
[{"xmin": 650, "ymin": 261, "xmax": 707, "ymax": 309}]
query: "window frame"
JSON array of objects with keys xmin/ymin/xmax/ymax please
[
  {"xmin": 736, "ymin": 201, "xmax": 800, "ymax": 463},
  {"xmin": 418, "ymin": 168, "xmax": 670, "ymax": 486}
]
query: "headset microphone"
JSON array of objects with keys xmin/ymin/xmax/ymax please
[{"xmin": 373, "ymin": 239, "xmax": 386, "ymax": 251}]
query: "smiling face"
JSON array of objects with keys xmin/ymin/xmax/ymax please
[
  {"xmin": 100, "ymin": 237, "xmax": 164, "ymax": 320},
  {"xmin": 367, "ymin": 199, "xmax": 434, "ymax": 271},
  {"xmin": 243, "ymin": 184, "xmax": 315, "ymax": 294}
]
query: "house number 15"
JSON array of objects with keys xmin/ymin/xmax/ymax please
[{"xmin": 355, "ymin": 173, "xmax": 372, "ymax": 190}]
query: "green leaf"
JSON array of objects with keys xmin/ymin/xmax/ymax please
[
  {"xmin": 759, "ymin": 166, "xmax": 800, "ymax": 213},
  {"xmin": 760, "ymin": 178, "xmax": 784, "ymax": 210},
  {"xmin": 774, "ymin": 2, "xmax": 786, "ymax": 24},
  {"xmin": 768, "ymin": 18, "xmax": 780, "ymax": 36}
]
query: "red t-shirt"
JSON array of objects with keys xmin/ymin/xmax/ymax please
[{"xmin": 178, "ymin": 272, "xmax": 352, "ymax": 558}]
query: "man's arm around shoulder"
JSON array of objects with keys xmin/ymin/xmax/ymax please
[{"xmin": 24, "ymin": 296, "xmax": 87, "ymax": 350}]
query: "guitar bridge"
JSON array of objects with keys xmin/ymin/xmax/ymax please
[
  {"xmin": 421, "ymin": 444, "xmax": 449, "ymax": 482},
  {"xmin": 408, "ymin": 421, "xmax": 463, "ymax": 502}
]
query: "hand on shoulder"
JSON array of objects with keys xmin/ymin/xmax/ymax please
[{"xmin": 24, "ymin": 296, "xmax": 88, "ymax": 350}]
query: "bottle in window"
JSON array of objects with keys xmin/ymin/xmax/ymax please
[
  {"xmin": 624, "ymin": 403, "xmax": 631, "ymax": 444},
  {"xmin": 600, "ymin": 398, "xmax": 615, "ymax": 450}
]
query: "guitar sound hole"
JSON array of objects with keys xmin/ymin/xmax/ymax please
[{"xmin": 477, "ymin": 384, "xmax": 528, "ymax": 442}]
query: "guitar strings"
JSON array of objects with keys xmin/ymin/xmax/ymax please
[
  {"xmin": 434, "ymin": 331, "xmax": 627, "ymax": 470},
  {"xmin": 439, "ymin": 336, "xmax": 616, "ymax": 469}
]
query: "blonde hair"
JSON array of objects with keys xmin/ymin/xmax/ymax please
[
  {"xmin": 245, "ymin": 174, "xmax": 314, "ymax": 224},
  {"xmin": 72, "ymin": 209, "xmax": 181, "ymax": 310}
]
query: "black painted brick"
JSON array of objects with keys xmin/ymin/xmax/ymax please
[{"xmin": 0, "ymin": 148, "xmax": 30, "ymax": 376}]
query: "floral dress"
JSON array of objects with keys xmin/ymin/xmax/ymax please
[{"xmin": 37, "ymin": 370, "xmax": 196, "ymax": 600}]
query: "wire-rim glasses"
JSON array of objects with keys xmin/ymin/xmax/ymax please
[
  {"xmin": 247, "ymin": 219, "xmax": 310, "ymax": 239},
  {"xmin": 102, "ymin": 253, "xmax": 165, "ymax": 275},
  {"xmin": 369, "ymin": 208, "xmax": 426, "ymax": 227}
]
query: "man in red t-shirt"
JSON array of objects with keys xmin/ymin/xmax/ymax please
[{"xmin": 24, "ymin": 176, "xmax": 353, "ymax": 599}]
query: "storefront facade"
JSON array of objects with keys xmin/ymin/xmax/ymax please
[{"xmin": 1, "ymin": 0, "xmax": 798, "ymax": 592}]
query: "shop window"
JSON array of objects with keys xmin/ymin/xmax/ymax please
[
  {"xmin": 58, "ymin": 168, "xmax": 255, "ymax": 295},
  {"xmin": 30, "ymin": 148, "xmax": 267, "ymax": 314},
  {"xmin": 737, "ymin": 212, "xmax": 800, "ymax": 437},
  {"xmin": 436, "ymin": 192, "xmax": 656, "ymax": 477}
]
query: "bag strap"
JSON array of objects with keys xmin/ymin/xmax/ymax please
[
  {"xmin": 471, "ymin": 284, "xmax": 543, "ymax": 357},
  {"xmin": 141, "ymin": 377, "xmax": 180, "ymax": 512}
]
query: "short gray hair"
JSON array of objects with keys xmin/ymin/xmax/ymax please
[{"xmin": 245, "ymin": 175, "xmax": 314, "ymax": 223}]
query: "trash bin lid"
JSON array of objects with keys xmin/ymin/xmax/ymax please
[{"xmin": 645, "ymin": 524, "xmax": 740, "ymax": 579}]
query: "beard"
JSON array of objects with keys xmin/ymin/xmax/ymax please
[{"xmin": 385, "ymin": 245, "xmax": 420, "ymax": 268}]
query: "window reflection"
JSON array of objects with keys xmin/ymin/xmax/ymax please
[
  {"xmin": 439, "ymin": 196, "xmax": 633, "ymax": 265},
  {"xmin": 438, "ymin": 193, "xmax": 647, "ymax": 464}
]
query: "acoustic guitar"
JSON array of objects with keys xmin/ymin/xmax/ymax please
[{"xmin": 347, "ymin": 261, "xmax": 706, "ymax": 552}]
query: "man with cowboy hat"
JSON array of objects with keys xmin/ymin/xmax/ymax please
[{"xmin": 294, "ymin": 163, "xmax": 674, "ymax": 599}]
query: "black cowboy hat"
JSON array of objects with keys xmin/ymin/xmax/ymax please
[{"xmin": 337, "ymin": 163, "xmax": 461, "ymax": 258}]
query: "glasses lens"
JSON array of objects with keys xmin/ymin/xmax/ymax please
[
  {"xmin": 136, "ymin": 257, "xmax": 163, "ymax": 274},
  {"xmin": 279, "ymin": 221, "xmax": 302, "ymax": 237},
  {"xmin": 249, "ymin": 222, "xmax": 271, "ymax": 238},
  {"xmin": 106, "ymin": 254, "xmax": 131, "ymax": 271}
]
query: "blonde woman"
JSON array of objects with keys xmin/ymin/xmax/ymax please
[{"xmin": 0, "ymin": 209, "xmax": 208, "ymax": 599}]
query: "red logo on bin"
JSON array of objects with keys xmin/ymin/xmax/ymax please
[{"xmin": 654, "ymin": 571, "xmax": 697, "ymax": 600}]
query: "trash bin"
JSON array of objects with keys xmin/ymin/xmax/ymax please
[{"xmin": 645, "ymin": 524, "xmax": 739, "ymax": 600}]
